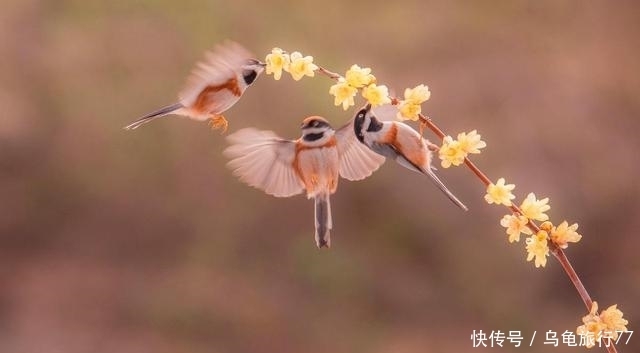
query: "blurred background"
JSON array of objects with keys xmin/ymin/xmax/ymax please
[{"xmin": 1, "ymin": 0, "xmax": 638, "ymax": 352}]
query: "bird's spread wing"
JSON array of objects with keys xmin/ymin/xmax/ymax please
[
  {"xmin": 224, "ymin": 128, "xmax": 304, "ymax": 197},
  {"xmin": 335, "ymin": 119, "xmax": 386, "ymax": 181},
  {"xmin": 179, "ymin": 41, "xmax": 253, "ymax": 109}
]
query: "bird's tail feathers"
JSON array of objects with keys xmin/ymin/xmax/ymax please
[
  {"xmin": 425, "ymin": 169, "xmax": 469, "ymax": 211},
  {"xmin": 124, "ymin": 102, "xmax": 184, "ymax": 130},
  {"xmin": 314, "ymin": 193, "xmax": 333, "ymax": 248}
]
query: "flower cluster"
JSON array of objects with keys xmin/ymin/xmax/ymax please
[
  {"xmin": 328, "ymin": 65, "xmax": 391, "ymax": 110},
  {"xmin": 262, "ymin": 45, "xmax": 629, "ymax": 350},
  {"xmin": 439, "ymin": 130, "xmax": 487, "ymax": 168},
  {"xmin": 485, "ymin": 182, "xmax": 582, "ymax": 268},
  {"xmin": 396, "ymin": 84, "xmax": 431, "ymax": 121},
  {"xmin": 265, "ymin": 48, "xmax": 318, "ymax": 81},
  {"xmin": 576, "ymin": 302, "xmax": 629, "ymax": 348}
]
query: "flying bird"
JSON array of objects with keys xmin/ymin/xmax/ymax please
[
  {"xmin": 124, "ymin": 40, "xmax": 265, "ymax": 132},
  {"xmin": 353, "ymin": 104, "xmax": 468, "ymax": 211},
  {"xmin": 224, "ymin": 115, "xmax": 386, "ymax": 248}
]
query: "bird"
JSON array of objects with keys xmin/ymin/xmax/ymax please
[
  {"xmin": 353, "ymin": 104, "xmax": 468, "ymax": 211},
  {"xmin": 223, "ymin": 115, "xmax": 386, "ymax": 248},
  {"xmin": 124, "ymin": 40, "xmax": 265, "ymax": 132}
]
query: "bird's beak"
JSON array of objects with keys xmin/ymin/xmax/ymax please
[
  {"xmin": 257, "ymin": 61, "xmax": 266, "ymax": 67},
  {"xmin": 364, "ymin": 103, "xmax": 372, "ymax": 113}
]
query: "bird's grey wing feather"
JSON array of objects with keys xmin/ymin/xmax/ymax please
[
  {"xmin": 179, "ymin": 41, "xmax": 253, "ymax": 107},
  {"xmin": 371, "ymin": 141, "xmax": 424, "ymax": 174},
  {"xmin": 224, "ymin": 128, "xmax": 304, "ymax": 197},
  {"xmin": 334, "ymin": 119, "xmax": 385, "ymax": 181}
]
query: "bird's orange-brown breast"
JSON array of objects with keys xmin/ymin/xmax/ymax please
[
  {"xmin": 292, "ymin": 136, "xmax": 339, "ymax": 195},
  {"xmin": 192, "ymin": 77, "xmax": 242, "ymax": 113},
  {"xmin": 386, "ymin": 123, "xmax": 427, "ymax": 169}
]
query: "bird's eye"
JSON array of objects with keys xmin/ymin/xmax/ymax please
[{"xmin": 357, "ymin": 113, "xmax": 364, "ymax": 118}]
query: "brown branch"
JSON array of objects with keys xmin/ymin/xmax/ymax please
[
  {"xmin": 418, "ymin": 114, "xmax": 616, "ymax": 352},
  {"xmin": 420, "ymin": 112, "xmax": 596, "ymax": 314},
  {"xmin": 315, "ymin": 63, "xmax": 618, "ymax": 353},
  {"xmin": 317, "ymin": 66, "xmax": 341, "ymax": 80}
]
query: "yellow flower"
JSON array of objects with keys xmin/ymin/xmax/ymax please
[
  {"xmin": 600, "ymin": 304, "xmax": 629, "ymax": 338},
  {"xmin": 577, "ymin": 318, "xmax": 606, "ymax": 347},
  {"xmin": 361, "ymin": 83, "xmax": 391, "ymax": 107},
  {"xmin": 396, "ymin": 84, "xmax": 430, "ymax": 120},
  {"xmin": 519, "ymin": 193, "xmax": 551, "ymax": 222},
  {"xmin": 539, "ymin": 221, "xmax": 553, "ymax": 232},
  {"xmin": 438, "ymin": 130, "xmax": 486, "ymax": 168},
  {"xmin": 288, "ymin": 51, "xmax": 318, "ymax": 81},
  {"xmin": 525, "ymin": 230, "xmax": 549, "ymax": 268},
  {"xmin": 439, "ymin": 136, "xmax": 466, "ymax": 168},
  {"xmin": 500, "ymin": 214, "xmax": 532, "ymax": 243},
  {"xmin": 345, "ymin": 64, "xmax": 375, "ymax": 88},
  {"xmin": 457, "ymin": 130, "xmax": 486, "ymax": 154},
  {"xmin": 550, "ymin": 221, "xmax": 582, "ymax": 249},
  {"xmin": 404, "ymin": 84, "xmax": 431, "ymax": 104},
  {"xmin": 329, "ymin": 78, "xmax": 358, "ymax": 110},
  {"xmin": 265, "ymin": 47, "xmax": 290, "ymax": 80},
  {"xmin": 577, "ymin": 302, "xmax": 629, "ymax": 347},
  {"xmin": 397, "ymin": 100, "xmax": 422, "ymax": 121},
  {"xmin": 484, "ymin": 178, "xmax": 516, "ymax": 206}
]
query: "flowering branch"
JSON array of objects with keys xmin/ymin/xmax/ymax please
[{"xmin": 263, "ymin": 48, "xmax": 628, "ymax": 352}]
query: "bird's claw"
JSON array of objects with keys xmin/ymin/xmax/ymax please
[{"xmin": 208, "ymin": 116, "xmax": 229, "ymax": 133}]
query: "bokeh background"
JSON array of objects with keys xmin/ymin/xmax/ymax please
[{"xmin": 1, "ymin": 1, "xmax": 638, "ymax": 352}]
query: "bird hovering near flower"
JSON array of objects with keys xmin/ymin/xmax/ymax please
[
  {"xmin": 124, "ymin": 41, "xmax": 265, "ymax": 132},
  {"xmin": 224, "ymin": 115, "xmax": 385, "ymax": 248},
  {"xmin": 354, "ymin": 104, "xmax": 468, "ymax": 211}
]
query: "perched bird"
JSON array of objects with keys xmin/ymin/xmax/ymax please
[
  {"xmin": 124, "ymin": 41, "xmax": 265, "ymax": 131},
  {"xmin": 353, "ymin": 104, "xmax": 468, "ymax": 211},
  {"xmin": 224, "ymin": 116, "xmax": 386, "ymax": 248}
]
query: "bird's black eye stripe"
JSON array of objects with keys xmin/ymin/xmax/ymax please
[
  {"xmin": 366, "ymin": 116, "xmax": 383, "ymax": 132},
  {"xmin": 242, "ymin": 69, "xmax": 258, "ymax": 85},
  {"xmin": 353, "ymin": 111, "xmax": 366, "ymax": 143},
  {"xmin": 303, "ymin": 132, "xmax": 325, "ymax": 141}
]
